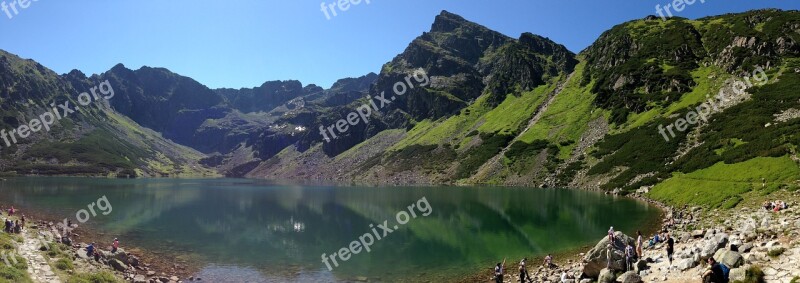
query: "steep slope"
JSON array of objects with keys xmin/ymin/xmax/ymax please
[
  {"xmin": 258, "ymin": 10, "xmax": 800, "ymax": 206},
  {"xmin": 0, "ymin": 50, "xmax": 213, "ymax": 177}
]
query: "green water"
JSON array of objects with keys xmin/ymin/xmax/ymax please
[{"xmin": 0, "ymin": 177, "xmax": 660, "ymax": 282}]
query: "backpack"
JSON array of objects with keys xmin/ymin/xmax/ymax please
[{"xmin": 719, "ymin": 263, "xmax": 730, "ymax": 280}]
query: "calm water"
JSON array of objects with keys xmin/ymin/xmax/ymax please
[{"xmin": 0, "ymin": 177, "xmax": 660, "ymax": 282}]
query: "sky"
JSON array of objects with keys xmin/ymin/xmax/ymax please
[{"xmin": 0, "ymin": 0, "xmax": 797, "ymax": 89}]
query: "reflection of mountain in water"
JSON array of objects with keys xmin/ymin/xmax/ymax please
[{"xmin": 0, "ymin": 178, "xmax": 659, "ymax": 281}]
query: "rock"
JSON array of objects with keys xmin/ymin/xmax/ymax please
[
  {"xmin": 692, "ymin": 230, "xmax": 705, "ymax": 238},
  {"xmin": 713, "ymin": 249, "xmax": 744, "ymax": 268},
  {"xmin": 700, "ymin": 241, "xmax": 719, "ymax": 259},
  {"xmin": 676, "ymin": 258, "xmax": 697, "ymax": 271},
  {"xmin": 729, "ymin": 265, "xmax": 749, "ymax": 282},
  {"xmin": 634, "ymin": 259, "xmax": 648, "ymax": 272},
  {"xmin": 599, "ymin": 268, "xmax": 616, "ymax": 283},
  {"xmin": 103, "ymin": 248, "xmax": 130, "ymax": 265},
  {"xmin": 616, "ymin": 271, "xmax": 643, "ymax": 283},
  {"xmin": 133, "ymin": 274, "xmax": 147, "ymax": 283},
  {"xmin": 170, "ymin": 276, "xmax": 179, "ymax": 281},
  {"xmin": 147, "ymin": 271, "xmax": 156, "ymax": 276},
  {"xmin": 109, "ymin": 259, "xmax": 127, "ymax": 272},
  {"xmin": 739, "ymin": 243, "xmax": 754, "ymax": 253},
  {"xmin": 713, "ymin": 233, "xmax": 729, "ymax": 248},
  {"xmin": 582, "ymin": 232, "xmax": 636, "ymax": 277}
]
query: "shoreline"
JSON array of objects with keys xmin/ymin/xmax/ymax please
[{"xmin": 6, "ymin": 208, "xmax": 198, "ymax": 282}]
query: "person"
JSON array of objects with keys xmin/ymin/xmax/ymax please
[
  {"xmin": 8, "ymin": 206, "xmax": 14, "ymax": 216},
  {"xmin": 544, "ymin": 254, "xmax": 553, "ymax": 268},
  {"xmin": 606, "ymin": 244, "xmax": 613, "ymax": 269},
  {"xmin": 560, "ymin": 270, "xmax": 575, "ymax": 282},
  {"xmin": 20, "ymin": 214, "xmax": 24, "ymax": 228},
  {"xmin": 3, "ymin": 219, "xmax": 11, "ymax": 233},
  {"xmin": 702, "ymin": 257, "xmax": 728, "ymax": 283},
  {"xmin": 86, "ymin": 242, "xmax": 95, "ymax": 257},
  {"xmin": 13, "ymin": 220, "xmax": 20, "ymax": 233},
  {"xmin": 112, "ymin": 238, "xmax": 119, "ymax": 253},
  {"xmin": 518, "ymin": 258, "xmax": 529, "ymax": 283},
  {"xmin": 608, "ymin": 226, "xmax": 615, "ymax": 244},
  {"xmin": 636, "ymin": 230, "xmax": 644, "ymax": 257},
  {"xmin": 763, "ymin": 201, "xmax": 772, "ymax": 211},
  {"xmin": 495, "ymin": 261, "xmax": 505, "ymax": 283},
  {"xmin": 665, "ymin": 233, "xmax": 675, "ymax": 265},
  {"xmin": 625, "ymin": 243, "xmax": 636, "ymax": 271}
]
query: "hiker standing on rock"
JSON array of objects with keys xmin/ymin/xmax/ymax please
[
  {"xmin": 543, "ymin": 254, "xmax": 553, "ymax": 268},
  {"xmin": 636, "ymin": 230, "xmax": 643, "ymax": 257},
  {"xmin": 112, "ymin": 238, "xmax": 119, "ymax": 253},
  {"xmin": 518, "ymin": 258, "xmax": 530, "ymax": 283},
  {"xmin": 605, "ymin": 244, "xmax": 613, "ymax": 269},
  {"xmin": 494, "ymin": 259, "xmax": 505, "ymax": 283},
  {"xmin": 665, "ymin": 233, "xmax": 675, "ymax": 265},
  {"xmin": 624, "ymin": 243, "xmax": 635, "ymax": 271},
  {"xmin": 607, "ymin": 226, "xmax": 615, "ymax": 244}
]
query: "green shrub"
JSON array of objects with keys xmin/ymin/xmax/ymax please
[
  {"xmin": 733, "ymin": 265, "xmax": 765, "ymax": 283},
  {"xmin": 768, "ymin": 247, "xmax": 786, "ymax": 257},
  {"xmin": 0, "ymin": 265, "xmax": 32, "ymax": 283},
  {"xmin": 55, "ymin": 258, "xmax": 73, "ymax": 270}
]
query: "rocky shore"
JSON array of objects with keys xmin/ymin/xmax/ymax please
[
  {"xmin": 18, "ymin": 216, "xmax": 199, "ymax": 283},
  {"xmin": 494, "ymin": 190, "xmax": 800, "ymax": 283}
]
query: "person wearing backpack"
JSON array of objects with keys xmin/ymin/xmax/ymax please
[
  {"xmin": 518, "ymin": 258, "xmax": 530, "ymax": 283},
  {"xmin": 702, "ymin": 257, "xmax": 729, "ymax": 283},
  {"xmin": 495, "ymin": 259, "xmax": 505, "ymax": 283},
  {"xmin": 624, "ymin": 243, "xmax": 636, "ymax": 271}
]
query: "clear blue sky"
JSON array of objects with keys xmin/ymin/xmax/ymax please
[{"xmin": 0, "ymin": 0, "xmax": 797, "ymax": 89}]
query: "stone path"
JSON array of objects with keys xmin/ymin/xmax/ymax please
[{"xmin": 18, "ymin": 229, "xmax": 61, "ymax": 283}]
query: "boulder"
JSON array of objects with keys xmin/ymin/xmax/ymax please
[
  {"xmin": 713, "ymin": 249, "xmax": 744, "ymax": 268},
  {"xmin": 598, "ymin": 268, "xmax": 616, "ymax": 283},
  {"xmin": 700, "ymin": 241, "xmax": 719, "ymax": 259},
  {"xmin": 634, "ymin": 260, "xmax": 648, "ymax": 272},
  {"xmin": 676, "ymin": 258, "xmax": 697, "ymax": 271},
  {"xmin": 616, "ymin": 271, "xmax": 643, "ymax": 283},
  {"xmin": 109, "ymin": 259, "xmax": 127, "ymax": 272},
  {"xmin": 106, "ymin": 248, "xmax": 130, "ymax": 265},
  {"xmin": 729, "ymin": 265, "xmax": 749, "ymax": 282},
  {"xmin": 691, "ymin": 230, "xmax": 705, "ymax": 238},
  {"xmin": 739, "ymin": 243, "xmax": 754, "ymax": 253},
  {"xmin": 582, "ymin": 232, "xmax": 636, "ymax": 277},
  {"xmin": 133, "ymin": 274, "xmax": 147, "ymax": 283}
]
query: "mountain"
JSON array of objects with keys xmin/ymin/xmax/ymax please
[
  {"xmin": 1, "ymin": 9, "xmax": 799, "ymax": 209},
  {"xmin": 0, "ymin": 51, "xmax": 214, "ymax": 177},
  {"xmin": 252, "ymin": 9, "xmax": 800, "ymax": 209}
]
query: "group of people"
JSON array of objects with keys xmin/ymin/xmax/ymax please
[
  {"xmin": 493, "ymin": 254, "xmax": 560, "ymax": 283},
  {"xmin": 763, "ymin": 200, "xmax": 789, "ymax": 212},
  {"xmin": 84, "ymin": 238, "xmax": 121, "ymax": 261},
  {"xmin": 3, "ymin": 218, "xmax": 23, "ymax": 233},
  {"xmin": 1, "ymin": 206, "xmax": 24, "ymax": 234}
]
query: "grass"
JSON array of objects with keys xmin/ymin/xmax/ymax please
[
  {"xmin": 768, "ymin": 247, "xmax": 786, "ymax": 257},
  {"xmin": 648, "ymin": 157, "xmax": 800, "ymax": 208},
  {"xmin": 55, "ymin": 258, "xmax": 73, "ymax": 271},
  {"xmin": 66, "ymin": 271, "xmax": 121, "ymax": 283},
  {"xmin": 732, "ymin": 265, "xmax": 766, "ymax": 283},
  {"xmin": 0, "ymin": 233, "xmax": 31, "ymax": 283},
  {"xmin": 518, "ymin": 62, "xmax": 604, "ymax": 159}
]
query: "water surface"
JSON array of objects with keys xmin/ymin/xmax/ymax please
[{"xmin": 0, "ymin": 177, "xmax": 660, "ymax": 282}]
